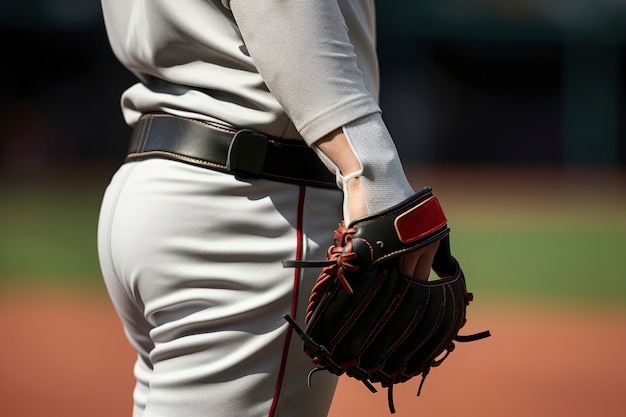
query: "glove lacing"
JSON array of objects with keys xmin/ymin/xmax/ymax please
[
  {"xmin": 306, "ymin": 223, "xmax": 357, "ymax": 322},
  {"xmin": 282, "ymin": 223, "xmax": 358, "ymax": 323}
]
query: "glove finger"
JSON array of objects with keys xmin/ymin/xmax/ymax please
[
  {"xmin": 414, "ymin": 240, "xmax": 439, "ymax": 280},
  {"xmin": 400, "ymin": 250, "xmax": 420, "ymax": 278},
  {"xmin": 400, "ymin": 241, "xmax": 439, "ymax": 280}
]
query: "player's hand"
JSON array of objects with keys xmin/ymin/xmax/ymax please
[{"xmin": 346, "ymin": 176, "xmax": 438, "ymax": 281}]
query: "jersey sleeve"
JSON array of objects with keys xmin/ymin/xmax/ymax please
[{"xmin": 228, "ymin": 0, "xmax": 380, "ymax": 145}]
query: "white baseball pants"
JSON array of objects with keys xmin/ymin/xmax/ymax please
[{"xmin": 97, "ymin": 159, "xmax": 343, "ymax": 417}]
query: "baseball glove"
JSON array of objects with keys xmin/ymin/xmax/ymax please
[{"xmin": 283, "ymin": 187, "xmax": 490, "ymax": 413}]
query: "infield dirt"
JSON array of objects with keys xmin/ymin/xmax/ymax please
[{"xmin": 1, "ymin": 289, "xmax": 625, "ymax": 417}]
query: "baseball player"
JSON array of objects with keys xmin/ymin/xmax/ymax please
[{"xmin": 97, "ymin": 1, "xmax": 438, "ymax": 416}]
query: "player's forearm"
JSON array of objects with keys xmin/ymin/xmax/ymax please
[
  {"xmin": 315, "ymin": 128, "xmax": 366, "ymax": 222},
  {"xmin": 228, "ymin": 1, "xmax": 413, "ymax": 221},
  {"xmin": 315, "ymin": 128, "xmax": 362, "ymax": 176},
  {"xmin": 313, "ymin": 113, "xmax": 414, "ymax": 223}
]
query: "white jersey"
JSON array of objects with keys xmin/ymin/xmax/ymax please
[{"xmin": 101, "ymin": 0, "xmax": 381, "ymax": 144}]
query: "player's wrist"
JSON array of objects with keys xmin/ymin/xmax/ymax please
[
  {"xmin": 312, "ymin": 113, "xmax": 415, "ymax": 222},
  {"xmin": 341, "ymin": 113, "xmax": 414, "ymax": 214}
]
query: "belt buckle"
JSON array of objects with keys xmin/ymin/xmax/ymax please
[{"xmin": 226, "ymin": 129, "xmax": 269, "ymax": 177}]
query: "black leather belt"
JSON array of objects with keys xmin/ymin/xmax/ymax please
[{"xmin": 126, "ymin": 113, "xmax": 337, "ymax": 189}]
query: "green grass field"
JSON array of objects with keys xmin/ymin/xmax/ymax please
[
  {"xmin": 0, "ymin": 178, "xmax": 105, "ymax": 288},
  {"xmin": 1, "ymin": 168, "xmax": 625, "ymax": 306}
]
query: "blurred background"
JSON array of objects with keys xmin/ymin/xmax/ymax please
[
  {"xmin": 1, "ymin": 1, "xmax": 625, "ymax": 416},
  {"xmin": 2, "ymin": 0, "xmax": 626, "ymax": 175}
]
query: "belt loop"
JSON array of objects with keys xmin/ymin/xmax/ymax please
[
  {"xmin": 226, "ymin": 129, "xmax": 269, "ymax": 177},
  {"xmin": 137, "ymin": 114, "xmax": 153, "ymax": 152}
]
